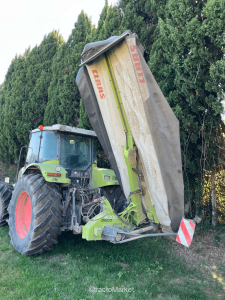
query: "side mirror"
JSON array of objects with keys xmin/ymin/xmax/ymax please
[{"xmin": 15, "ymin": 160, "xmax": 19, "ymax": 165}]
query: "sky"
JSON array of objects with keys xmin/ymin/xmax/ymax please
[{"xmin": 0, "ymin": 0, "xmax": 116, "ymax": 85}]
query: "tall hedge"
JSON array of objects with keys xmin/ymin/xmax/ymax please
[
  {"xmin": 3, "ymin": 55, "xmax": 27, "ymax": 163},
  {"xmin": 1, "ymin": 32, "xmax": 64, "ymax": 163},
  {"xmin": 44, "ymin": 11, "xmax": 93, "ymax": 127},
  {"xmin": 148, "ymin": 0, "xmax": 225, "ymax": 210}
]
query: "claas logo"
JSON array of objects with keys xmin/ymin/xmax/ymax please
[
  {"xmin": 92, "ymin": 70, "xmax": 105, "ymax": 99},
  {"xmin": 130, "ymin": 45, "xmax": 145, "ymax": 84}
]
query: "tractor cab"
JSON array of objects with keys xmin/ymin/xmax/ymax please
[
  {"xmin": 16, "ymin": 124, "xmax": 118, "ymax": 192},
  {"xmin": 26, "ymin": 124, "xmax": 97, "ymax": 174}
]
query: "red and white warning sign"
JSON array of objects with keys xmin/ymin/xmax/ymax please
[{"xmin": 176, "ymin": 218, "xmax": 196, "ymax": 247}]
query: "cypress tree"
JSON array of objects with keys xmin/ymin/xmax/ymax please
[
  {"xmin": 93, "ymin": 0, "xmax": 108, "ymax": 41},
  {"xmin": 23, "ymin": 31, "xmax": 64, "ymax": 132},
  {"xmin": 0, "ymin": 59, "xmax": 18, "ymax": 163},
  {"xmin": 0, "ymin": 83, "xmax": 8, "ymax": 163},
  {"xmin": 43, "ymin": 43, "xmax": 69, "ymax": 126},
  {"xmin": 3, "ymin": 55, "xmax": 27, "ymax": 162},
  {"xmin": 44, "ymin": 11, "xmax": 93, "ymax": 127},
  {"xmin": 119, "ymin": 0, "xmax": 166, "ymax": 57},
  {"xmin": 102, "ymin": 4, "xmax": 122, "ymax": 39},
  {"xmin": 78, "ymin": 99, "xmax": 92, "ymax": 129},
  {"xmin": 148, "ymin": 0, "xmax": 225, "ymax": 209},
  {"xmin": 2, "ymin": 32, "xmax": 63, "ymax": 163}
]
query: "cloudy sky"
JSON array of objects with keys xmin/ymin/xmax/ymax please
[{"xmin": 0, "ymin": 0, "xmax": 116, "ymax": 85}]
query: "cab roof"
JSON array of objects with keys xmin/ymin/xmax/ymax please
[{"xmin": 32, "ymin": 124, "xmax": 97, "ymax": 138}]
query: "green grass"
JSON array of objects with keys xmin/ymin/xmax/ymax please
[{"xmin": 0, "ymin": 226, "xmax": 224, "ymax": 300}]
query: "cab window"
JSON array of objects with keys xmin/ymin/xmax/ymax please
[
  {"xmin": 26, "ymin": 132, "xmax": 41, "ymax": 164},
  {"xmin": 60, "ymin": 134, "xmax": 91, "ymax": 170}
]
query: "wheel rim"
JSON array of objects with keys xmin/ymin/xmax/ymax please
[{"xmin": 15, "ymin": 191, "xmax": 32, "ymax": 239}]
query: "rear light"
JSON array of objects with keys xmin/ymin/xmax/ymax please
[{"xmin": 47, "ymin": 173, "xmax": 61, "ymax": 177}]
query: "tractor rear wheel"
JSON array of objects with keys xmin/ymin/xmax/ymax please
[
  {"xmin": 9, "ymin": 174, "xmax": 63, "ymax": 255},
  {"xmin": 0, "ymin": 182, "xmax": 13, "ymax": 226},
  {"xmin": 101, "ymin": 185, "xmax": 126, "ymax": 213}
]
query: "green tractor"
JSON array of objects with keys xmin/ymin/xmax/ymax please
[
  {"xmin": 0, "ymin": 124, "xmax": 125, "ymax": 255},
  {"xmin": 0, "ymin": 31, "xmax": 190, "ymax": 255}
]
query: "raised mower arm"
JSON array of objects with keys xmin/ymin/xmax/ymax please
[{"xmin": 76, "ymin": 30, "xmax": 197, "ymax": 246}]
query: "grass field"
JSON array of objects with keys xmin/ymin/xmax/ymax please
[{"xmin": 0, "ymin": 225, "xmax": 224, "ymax": 300}]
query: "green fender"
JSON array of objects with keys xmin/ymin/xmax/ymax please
[
  {"xmin": 92, "ymin": 164, "xmax": 119, "ymax": 188},
  {"xmin": 21, "ymin": 160, "xmax": 71, "ymax": 185}
]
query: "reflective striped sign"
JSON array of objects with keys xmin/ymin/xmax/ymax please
[{"xmin": 176, "ymin": 218, "xmax": 195, "ymax": 247}]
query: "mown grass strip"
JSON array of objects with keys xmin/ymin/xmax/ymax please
[{"xmin": 0, "ymin": 226, "xmax": 223, "ymax": 300}]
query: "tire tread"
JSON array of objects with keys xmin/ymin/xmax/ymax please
[
  {"xmin": 9, "ymin": 176, "xmax": 62, "ymax": 255},
  {"xmin": 0, "ymin": 182, "xmax": 13, "ymax": 227},
  {"xmin": 101, "ymin": 186, "xmax": 126, "ymax": 213}
]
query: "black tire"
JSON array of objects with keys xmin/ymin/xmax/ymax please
[
  {"xmin": 9, "ymin": 174, "xmax": 63, "ymax": 255},
  {"xmin": 101, "ymin": 185, "xmax": 126, "ymax": 213},
  {"xmin": 0, "ymin": 182, "xmax": 13, "ymax": 226}
]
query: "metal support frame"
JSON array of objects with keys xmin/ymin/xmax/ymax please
[{"xmin": 114, "ymin": 232, "xmax": 178, "ymax": 244}]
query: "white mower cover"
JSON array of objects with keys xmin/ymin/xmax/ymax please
[{"xmin": 76, "ymin": 31, "xmax": 184, "ymax": 232}]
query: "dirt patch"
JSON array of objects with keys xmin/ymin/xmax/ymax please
[
  {"xmin": 115, "ymin": 262, "xmax": 130, "ymax": 269},
  {"xmin": 46, "ymin": 254, "xmax": 68, "ymax": 265},
  {"xmin": 189, "ymin": 277, "xmax": 201, "ymax": 284},
  {"xmin": 169, "ymin": 278, "xmax": 183, "ymax": 284},
  {"xmin": 172, "ymin": 230, "xmax": 225, "ymax": 267},
  {"xmin": 171, "ymin": 229, "xmax": 225, "ymax": 294}
]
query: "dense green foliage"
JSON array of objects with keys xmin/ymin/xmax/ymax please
[
  {"xmin": 0, "ymin": 56, "xmax": 27, "ymax": 163},
  {"xmin": 44, "ymin": 12, "xmax": 93, "ymax": 127},
  {"xmin": 0, "ymin": 32, "xmax": 64, "ymax": 163},
  {"xmin": 0, "ymin": 0, "xmax": 224, "ymax": 213},
  {"xmin": 148, "ymin": 0, "xmax": 225, "ymax": 208}
]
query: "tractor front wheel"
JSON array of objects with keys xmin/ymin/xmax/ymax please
[{"xmin": 9, "ymin": 174, "xmax": 63, "ymax": 255}]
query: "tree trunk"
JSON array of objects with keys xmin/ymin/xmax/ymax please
[{"xmin": 211, "ymin": 167, "xmax": 217, "ymax": 226}]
